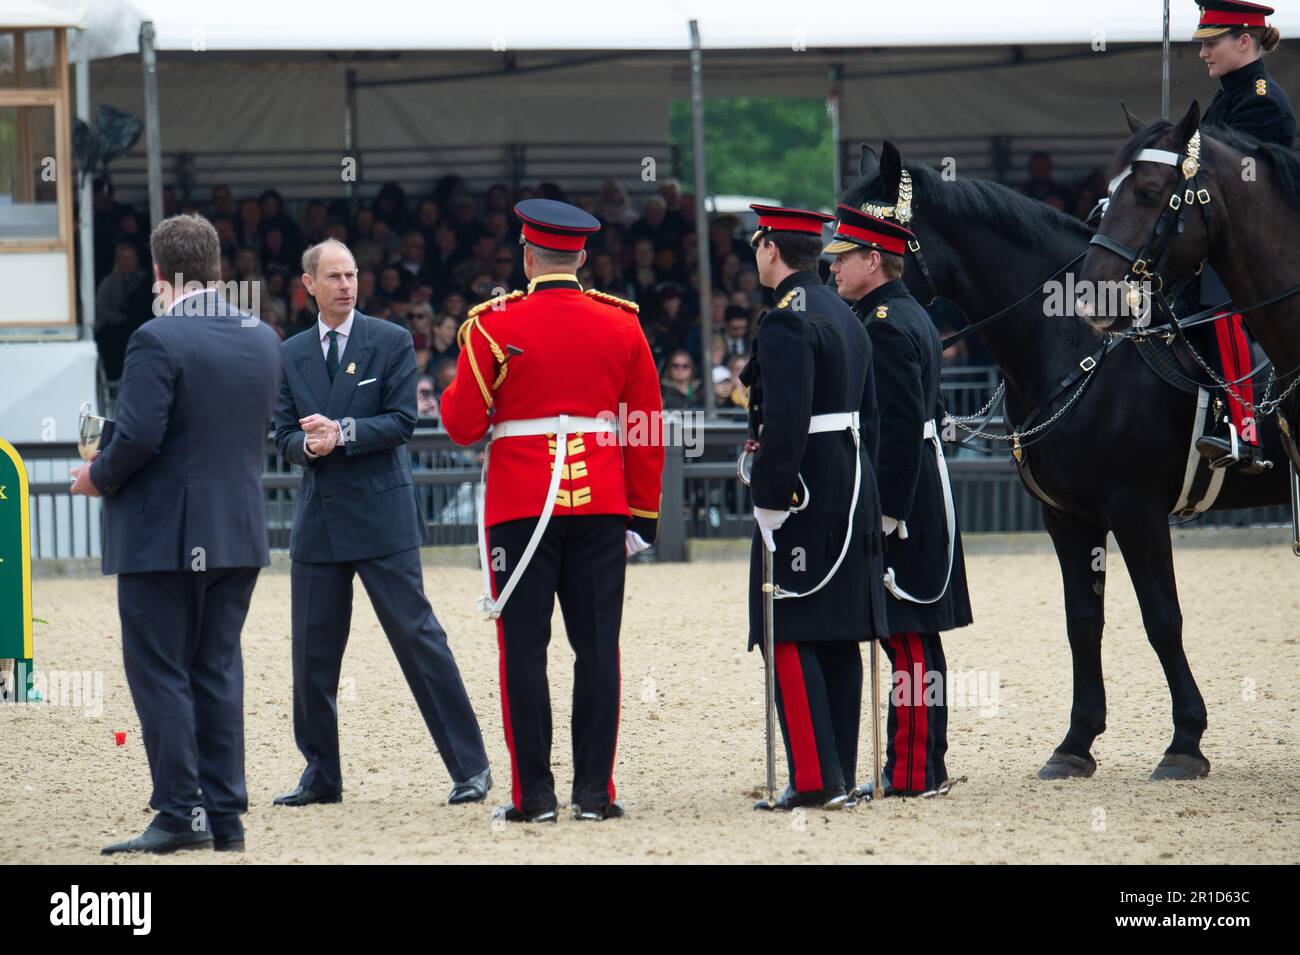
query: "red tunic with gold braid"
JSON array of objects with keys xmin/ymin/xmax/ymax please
[{"xmin": 440, "ymin": 275, "xmax": 664, "ymax": 542}]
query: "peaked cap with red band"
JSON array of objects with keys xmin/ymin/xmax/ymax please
[
  {"xmin": 515, "ymin": 198, "xmax": 601, "ymax": 252},
  {"xmin": 1193, "ymin": 0, "xmax": 1274, "ymax": 39},
  {"xmin": 747, "ymin": 204, "xmax": 834, "ymax": 247},
  {"xmin": 824, "ymin": 205, "xmax": 916, "ymax": 256}
]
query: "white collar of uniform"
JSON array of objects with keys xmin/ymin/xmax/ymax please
[
  {"xmin": 317, "ymin": 310, "xmax": 355, "ymax": 342},
  {"xmin": 165, "ymin": 285, "xmax": 215, "ymax": 316}
]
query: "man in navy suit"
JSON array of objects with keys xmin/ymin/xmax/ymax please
[
  {"xmin": 71, "ymin": 214, "xmax": 281, "ymax": 855},
  {"xmin": 272, "ymin": 238, "xmax": 490, "ymax": 807}
]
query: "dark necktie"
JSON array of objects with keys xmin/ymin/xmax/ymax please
[{"xmin": 325, "ymin": 330, "xmax": 339, "ymax": 381}]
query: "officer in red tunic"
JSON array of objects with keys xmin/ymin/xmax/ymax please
[{"xmin": 440, "ymin": 199, "xmax": 664, "ymax": 822}]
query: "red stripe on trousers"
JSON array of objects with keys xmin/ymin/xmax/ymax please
[
  {"xmin": 889, "ymin": 632, "xmax": 929, "ymax": 792},
  {"xmin": 607, "ymin": 650, "xmax": 620, "ymax": 803},
  {"xmin": 774, "ymin": 642, "xmax": 823, "ymax": 792},
  {"xmin": 1214, "ymin": 313, "xmax": 1257, "ymax": 443},
  {"xmin": 487, "ymin": 527, "xmax": 523, "ymax": 811}
]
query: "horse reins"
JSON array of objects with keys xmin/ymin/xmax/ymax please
[
  {"xmin": 862, "ymin": 165, "xmax": 1106, "ymax": 455},
  {"xmin": 1094, "ymin": 127, "xmax": 1300, "ymax": 416}
]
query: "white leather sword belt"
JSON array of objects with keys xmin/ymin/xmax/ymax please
[
  {"xmin": 758, "ymin": 411, "xmax": 860, "ymax": 437},
  {"xmin": 476, "ymin": 414, "xmax": 619, "ymax": 619},
  {"xmin": 882, "ymin": 418, "xmax": 958, "ymax": 605}
]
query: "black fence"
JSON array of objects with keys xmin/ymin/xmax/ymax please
[{"xmin": 15, "ymin": 408, "xmax": 1290, "ymax": 563}]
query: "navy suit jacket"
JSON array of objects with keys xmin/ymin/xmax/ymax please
[
  {"xmin": 90, "ymin": 291, "xmax": 282, "ymax": 575},
  {"xmin": 274, "ymin": 311, "xmax": 426, "ymax": 563}
]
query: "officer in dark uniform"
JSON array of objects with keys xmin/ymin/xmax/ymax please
[
  {"xmin": 826, "ymin": 206, "xmax": 973, "ymax": 797},
  {"xmin": 742, "ymin": 204, "xmax": 890, "ymax": 811},
  {"xmin": 1192, "ymin": 0, "xmax": 1295, "ymax": 470},
  {"xmin": 440, "ymin": 199, "xmax": 664, "ymax": 823}
]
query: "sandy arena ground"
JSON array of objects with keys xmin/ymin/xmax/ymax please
[{"xmin": 2, "ymin": 531, "xmax": 1297, "ymax": 864}]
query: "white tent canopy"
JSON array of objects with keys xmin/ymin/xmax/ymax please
[{"xmin": 37, "ymin": 0, "xmax": 1300, "ymax": 56}]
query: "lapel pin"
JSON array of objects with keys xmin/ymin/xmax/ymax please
[{"xmin": 346, "ymin": 362, "xmax": 357, "ymax": 375}]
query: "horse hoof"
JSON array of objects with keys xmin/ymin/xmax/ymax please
[
  {"xmin": 1037, "ymin": 751, "xmax": 1096, "ymax": 780},
  {"xmin": 1149, "ymin": 753, "xmax": 1210, "ymax": 781}
]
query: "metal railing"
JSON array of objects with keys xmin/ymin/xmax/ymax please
[{"xmin": 15, "ymin": 411, "xmax": 1289, "ymax": 562}]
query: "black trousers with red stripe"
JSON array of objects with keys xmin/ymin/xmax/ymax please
[
  {"xmin": 883, "ymin": 631, "xmax": 949, "ymax": 794},
  {"xmin": 487, "ymin": 514, "xmax": 625, "ymax": 814},
  {"xmin": 763, "ymin": 640, "xmax": 863, "ymax": 794}
]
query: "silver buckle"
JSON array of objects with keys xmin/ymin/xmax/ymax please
[
  {"xmin": 1197, "ymin": 188, "xmax": 1211, "ymax": 205},
  {"xmin": 1169, "ymin": 192, "xmax": 1182, "ymax": 210},
  {"xmin": 1079, "ymin": 356, "xmax": 1097, "ymax": 372}
]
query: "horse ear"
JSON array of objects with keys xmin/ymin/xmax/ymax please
[
  {"xmin": 1121, "ymin": 102, "xmax": 1145, "ymax": 134},
  {"xmin": 880, "ymin": 141, "xmax": 903, "ymax": 199},
  {"xmin": 1178, "ymin": 100, "xmax": 1202, "ymax": 141},
  {"xmin": 858, "ymin": 143, "xmax": 879, "ymax": 179}
]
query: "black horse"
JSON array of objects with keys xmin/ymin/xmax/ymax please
[
  {"xmin": 1078, "ymin": 101, "xmax": 1300, "ymax": 447},
  {"xmin": 845, "ymin": 142, "xmax": 1289, "ymax": 780}
]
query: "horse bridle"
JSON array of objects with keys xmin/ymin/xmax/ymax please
[
  {"xmin": 858, "ymin": 168, "xmax": 940, "ymax": 307},
  {"xmin": 1089, "ymin": 129, "xmax": 1218, "ymax": 321}
]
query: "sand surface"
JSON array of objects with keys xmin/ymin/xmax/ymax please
[{"xmin": 3, "ymin": 538, "xmax": 1297, "ymax": 864}]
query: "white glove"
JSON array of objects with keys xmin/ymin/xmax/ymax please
[
  {"xmin": 625, "ymin": 530, "xmax": 651, "ymax": 557},
  {"xmin": 882, "ymin": 515, "xmax": 899, "ymax": 536},
  {"xmin": 753, "ymin": 506, "xmax": 789, "ymax": 553}
]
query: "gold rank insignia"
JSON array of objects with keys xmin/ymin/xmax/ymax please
[
  {"xmin": 1256, "ymin": 78, "xmax": 1268, "ymax": 96},
  {"xmin": 875, "ymin": 304, "xmax": 890, "ymax": 320},
  {"xmin": 777, "ymin": 289, "xmax": 796, "ymax": 309},
  {"xmin": 346, "ymin": 362, "xmax": 356, "ymax": 374}
]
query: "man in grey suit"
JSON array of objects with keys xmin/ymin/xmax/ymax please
[
  {"xmin": 71, "ymin": 214, "xmax": 281, "ymax": 855},
  {"xmin": 272, "ymin": 238, "xmax": 490, "ymax": 807}
]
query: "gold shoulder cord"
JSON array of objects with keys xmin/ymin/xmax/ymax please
[
  {"xmin": 458, "ymin": 297, "xmax": 519, "ymax": 408},
  {"xmin": 457, "ymin": 317, "xmax": 496, "ymax": 409},
  {"xmin": 583, "ymin": 288, "xmax": 640, "ymax": 313}
]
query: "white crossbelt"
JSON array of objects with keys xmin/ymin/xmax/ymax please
[
  {"xmin": 476, "ymin": 415, "xmax": 618, "ymax": 619},
  {"xmin": 773, "ymin": 411, "xmax": 862, "ymax": 601},
  {"xmin": 883, "ymin": 418, "xmax": 958, "ymax": 604}
]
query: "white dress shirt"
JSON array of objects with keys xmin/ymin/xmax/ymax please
[
  {"xmin": 166, "ymin": 285, "xmax": 214, "ymax": 315},
  {"xmin": 317, "ymin": 310, "xmax": 354, "ymax": 362}
]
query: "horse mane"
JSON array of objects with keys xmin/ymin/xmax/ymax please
[
  {"xmin": 1121, "ymin": 118, "xmax": 1300, "ymax": 209},
  {"xmin": 841, "ymin": 162, "xmax": 1093, "ymax": 249}
]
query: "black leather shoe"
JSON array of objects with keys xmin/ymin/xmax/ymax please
[
  {"xmin": 448, "ymin": 768, "xmax": 492, "ymax": 805},
  {"xmin": 272, "ymin": 784, "xmax": 342, "ymax": 807},
  {"xmin": 213, "ymin": 834, "xmax": 245, "ymax": 853},
  {"xmin": 754, "ymin": 785, "xmax": 851, "ymax": 811},
  {"xmin": 211, "ymin": 817, "xmax": 244, "ymax": 852},
  {"xmin": 492, "ymin": 804, "xmax": 557, "ymax": 823},
  {"xmin": 102, "ymin": 821, "xmax": 213, "ymax": 856},
  {"xmin": 1197, "ymin": 435, "xmax": 1267, "ymax": 474},
  {"xmin": 573, "ymin": 800, "xmax": 626, "ymax": 821},
  {"xmin": 1196, "ymin": 434, "xmax": 1236, "ymax": 467}
]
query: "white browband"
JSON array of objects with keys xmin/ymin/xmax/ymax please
[{"xmin": 1107, "ymin": 148, "xmax": 1182, "ymax": 197}]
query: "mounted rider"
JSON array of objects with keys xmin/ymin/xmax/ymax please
[{"xmin": 1190, "ymin": 0, "xmax": 1295, "ymax": 472}]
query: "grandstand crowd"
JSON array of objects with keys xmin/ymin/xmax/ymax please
[{"xmin": 88, "ymin": 152, "xmax": 1097, "ymax": 421}]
